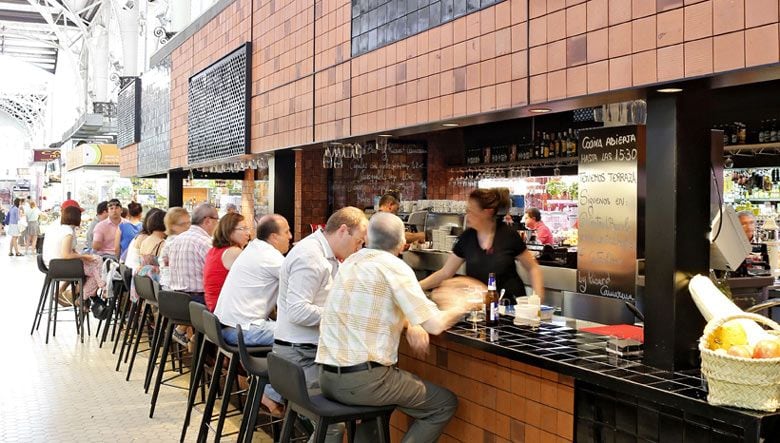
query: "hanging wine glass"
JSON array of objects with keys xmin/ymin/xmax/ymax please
[
  {"xmin": 322, "ymin": 147, "xmax": 333, "ymax": 169},
  {"xmin": 333, "ymin": 147, "xmax": 343, "ymax": 168},
  {"xmin": 342, "ymin": 143, "xmax": 353, "ymax": 159}
]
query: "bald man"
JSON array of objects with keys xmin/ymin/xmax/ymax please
[{"xmin": 215, "ymin": 214, "xmax": 292, "ymax": 346}]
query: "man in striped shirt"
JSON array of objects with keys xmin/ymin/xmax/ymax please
[
  {"xmin": 316, "ymin": 212, "xmax": 469, "ymax": 442},
  {"xmin": 166, "ymin": 203, "xmax": 219, "ymax": 304}
]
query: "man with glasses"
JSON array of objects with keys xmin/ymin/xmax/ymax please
[
  {"xmin": 92, "ymin": 199, "xmax": 123, "ymax": 258},
  {"xmin": 166, "ymin": 203, "xmax": 219, "ymax": 304},
  {"xmin": 273, "ymin": 207, "xmax": 368, "ymax": 441}
]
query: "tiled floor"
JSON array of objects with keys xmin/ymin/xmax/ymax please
[{"xmin": 0, "ymin": 237, "xmax": 271, "ymax": 442}]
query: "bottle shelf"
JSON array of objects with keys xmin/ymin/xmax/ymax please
[
  {"xmin": 726, "ymin": 197, "xmax": 780, "ymax": 202},
  {"xmin": 724, "ymin": 142, "xmax": 780, "ymax": 152},
  {"xmin": 450, "ymin": 157, "xmax": 578, "ymax": 172}
]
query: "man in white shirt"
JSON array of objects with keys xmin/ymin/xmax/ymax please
[
  {"xmin": 215, "ymin": 214, "xmax": 291, "ymax": 346},
  {"xmin": 273, "ymin": 206, "xmax": 368, "ymax": 386},
  {"xmin": 317, "ymin": 213, "xmax": 468, "ymax": 442}
]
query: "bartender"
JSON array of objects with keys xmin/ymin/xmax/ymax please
[
  {"xmin": 524, "ymin": 207, "xmax": 554, "ymax": 245},
  {"xmin": 420, "ymin": 188, "xmax": 544, "ymax": 303},
  {"xmin": 377, "ymin": 194, "xmax": 426, "ymax": 244},
  {"xmin": 737, "ymin": 210, "xmax": 769, "ymax": 269}
]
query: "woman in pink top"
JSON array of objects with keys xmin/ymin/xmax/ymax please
[{"xmin": 203, "ymin": 213, "xmax": 251, "ymax": 311}]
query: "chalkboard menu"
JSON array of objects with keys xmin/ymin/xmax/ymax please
[
  {"xmin": 577, "ymin": 125, "xmax": 645, "ymax": 302},
  {"xmin": 331, "ymin": 142, "xmax": 427, "ymax": 209}
]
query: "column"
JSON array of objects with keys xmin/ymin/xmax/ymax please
[{"xmin": 644, "ymin": 87, "xmax": 713, "ymax": 371}]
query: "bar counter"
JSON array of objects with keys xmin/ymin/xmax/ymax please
[{"xmin": 389, "ymin": 318, "xmax": 780, "ymax": 442}]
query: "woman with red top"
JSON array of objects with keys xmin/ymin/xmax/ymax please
[{"xmin": 203, "ymin": 213, "xmax": 251, "ymax": 311}]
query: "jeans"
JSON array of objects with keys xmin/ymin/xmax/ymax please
[
  {"xmin": 221, "ymin": 322, "xmax": 276, "ymax": 346},
  {"xmin": 320, "ymin": 366, "xmax": 457, "ymax": 443},
  {"xmin": 222, "ymin": 323, "xmax": 280, "ymax": 402}
]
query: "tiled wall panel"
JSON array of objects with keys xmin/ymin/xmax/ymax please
[
  {"xmin": 391, "ymin": 335, "xmax": 576, "ymax": 442},
  {"xmin": 119, "ymin": 143, "xmax": 138, "ymax": 178},
  {"xmin": 350, "ymin": 0, "xmax": 529, "ymax": 137},
  {"xmin": 141, "ymin": 0, "xmax": 780, "ymax": 176},
  {"xmin": 528, "ymin": 0, "xmax": 780, "ymax": 103}
]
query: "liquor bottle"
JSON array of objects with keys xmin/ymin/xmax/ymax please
[
  {"xmin": 568, "ymin": 128, "xmax": 576, "ymax": 157},
  {"xmin": 543, "ymin": 133, "xmax": 550, "ymax": 158},
  {"xmin": 485, "ymin": 273, "xmax": 499, "ymax": 326},
  {"xmin": 771, "ymin": 119, "xmax": 778, "ymax": 143}
]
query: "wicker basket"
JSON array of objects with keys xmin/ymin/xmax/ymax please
[{"xmin": 699, "ymin": 313, "xmax": 780, "ymax": 412}]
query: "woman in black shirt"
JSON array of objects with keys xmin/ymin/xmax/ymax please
[{"xmin": 420, "ymin": 188, "xmax": 544, "ymax": 303}]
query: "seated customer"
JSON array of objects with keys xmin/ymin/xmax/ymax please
[
  {"xmin": 317, "ymin": 212, "xmax": 468, "ymax": 442},
  {"xmin": 167, "ymin": 203, "xmax": 219, "ymax": 304},
  {"xmin": 42, "ymin": 206, "xmax": 106, "ymax": 306},
  {"xmin": 215, "ymin": 214, "xmax": 291, "ymax": 345},
  {"xmin": 118, "ymin": 201, "xmax": 143, "ymax": 260},
  {"xmin": 92, "ymin": 199, "xmax": 123, "ymax": 258},
  {"xmin": 203, "ymin": 212, "xmax": 251, "ymax": 311}
]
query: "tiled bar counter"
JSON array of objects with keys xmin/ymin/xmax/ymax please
[{"xmin": 390, "ymin": 319, "xmax": 780, "ymax": 442}]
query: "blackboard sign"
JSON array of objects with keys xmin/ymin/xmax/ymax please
[
  {"xmin": 332, "ymin": 142, "xmax": 427, "ymax": 209},
  {"xmin": 577, "ymin": 125, "xmax": 645, "ymax": 302}
]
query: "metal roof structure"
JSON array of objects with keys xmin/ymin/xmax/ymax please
[{"xmin": 0, "ymin": 0, "xmax": 103, "ymax": 73}]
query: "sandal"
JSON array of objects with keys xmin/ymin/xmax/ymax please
[
  {"xmin": 15, "ymin": 253, "xmax": 23, "ymax": 256},
  {"xmin": 57, "ymin": 290, "xmax": 74, "ymax": 307},
  {"xmin": 172, "ymin": 329, "xmax": 188, "ymax": 346}
]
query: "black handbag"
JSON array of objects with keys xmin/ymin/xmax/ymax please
[{"xmin": 91, "ymin": 296, "xmax": 113, "ymax": 321}]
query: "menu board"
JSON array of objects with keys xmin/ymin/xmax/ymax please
[
  {"xmin": 577, "ymin": 125, "xmax": 645, "ymax": 302},
  {"xmin": 331, "ymin": 142, "xmax": 427, "ymax": 209}
]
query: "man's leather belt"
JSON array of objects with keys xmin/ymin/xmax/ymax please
[
  {"xmin": 321, "ymin": 361, "xmax": 385, "ymax": 374},
  {"xmin": 273, "ymin": 339, "xmax": 317, "ymax": 350}
]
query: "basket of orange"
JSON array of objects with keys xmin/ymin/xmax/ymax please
[{"xmin": 700, "ymin": 312, "xmax": 780, "ymax": 411}]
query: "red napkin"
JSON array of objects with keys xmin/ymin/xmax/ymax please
[{"xmin": 581, "ymin": 324, "xmax": 644, "ymax": 342}]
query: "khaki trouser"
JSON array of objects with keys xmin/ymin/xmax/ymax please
[{"xmin": 320, "ymin": 365, "xmax": 457, "ymax": 443}]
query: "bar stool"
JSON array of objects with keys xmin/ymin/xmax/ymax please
[
  {"xmin": 95, "ymin": 263, "xmax": 128, "ymax": 348},
  {"xmin": 30, "ymin": 255, "xmax": 51, "ymax": 335},
  {"xmin": 180, "ymin": 302, "xmax": 209, "ymax": 443},
  {"xmin": 235, "ymin": 325, "xmax": 279, "ymax": 443},
  {"xmin": 44, "ymin": 258, "xmax": 87, "ymax": 344},
  {"xmin": 111, "ymin": 266, "xmax": 136, "ymax": 355},
  {"xmin": 197, "ymin": 311, "xmax": 272, "ymax": 443},
  {"xmin": 267, "ymin": 353, "xmax": 394, "ymax": 443},
  {"xmin": 149, "ymin": 290, "xmax": 192, "ymax": 418}
]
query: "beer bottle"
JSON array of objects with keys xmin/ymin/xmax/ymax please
[{"xmin": 485, "ymin": 273, "xmax": 499, "ymax": 326}]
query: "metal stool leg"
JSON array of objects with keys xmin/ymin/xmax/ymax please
[
  {"xmin": 44, "ymin": 279, "xmax": 57, "ymax": 344},
  {"xmin": 238, "ymin": 377, "xmax": 267, "ymax": 443},
  {"xmin": 126, "ymin": 303, "xmax": 151, "ymax": 381},
  {"xmin": 31, "ymin": 276, "xmax": 50, "ymax": 335},
  {"xmin": 214, "ymin": 353, "xmax": 240, "ymax": 442},
  {"xmin": 149, "ymin": 320, "xmax": 174, "ymax": 418},
  {"xmin": 34, "ymin": 278, "xmax": 50, "ymax": 332},
  {"xmin": 197, "ymin": 351, "xmax": 226, "ymax": 443},
  {"xmin": 180, "ymin": 332, "xmax": 206, "ymax": 443},
  {"xmin": 112, "ymin": 294, "xmax": 132, "ymax": 354},
  {"xmin": 279, "ymin": 409, "xmax": 298, "ymax": 443},
  {"xmin": 144, "ymin": 314, "xmax": 167, "ymax": 392},
  {"xmin": 312, "ymin": 417, "xmax": 330, "ymax": 443},
  {"xmin": 116, "ymin": 300, "xmax": 139, "ymax": 371}
]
